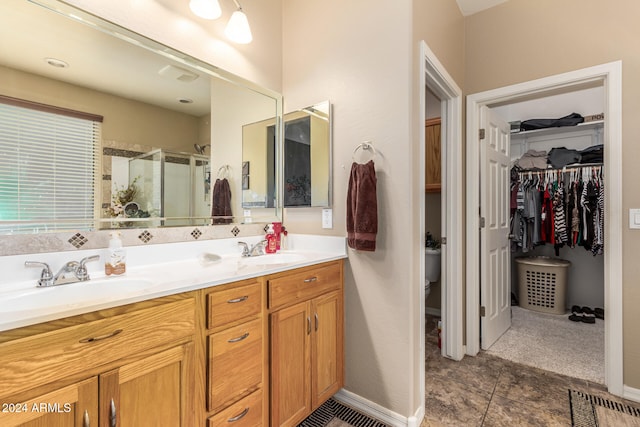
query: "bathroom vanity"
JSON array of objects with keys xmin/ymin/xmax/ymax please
[{"xmin": 0, "ymin": 236, "xmax": 346, "ymax": 427}]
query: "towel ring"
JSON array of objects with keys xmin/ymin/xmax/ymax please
[
  {"xmin": 352, "ymin": 141, "xmax": 377, "ymax": 161},
  {"xmin": 217, "ymin": 165, "xmax": 230, "ymax": 179}
]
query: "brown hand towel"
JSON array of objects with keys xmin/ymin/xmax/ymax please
[
  {"xmin": 212, "ymin": 178, "xmax": 232, "ymax": 224},
  {"xmin": 346, "ymin": 160, "xmax": 377, "ymax": 251}
]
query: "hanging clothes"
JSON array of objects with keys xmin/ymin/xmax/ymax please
[{"xmin": 510, "ymin": 165, "xmax": 604, "ymax": 256}]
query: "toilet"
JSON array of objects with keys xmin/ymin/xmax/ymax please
[{"xmin": 425, "ymin": 248, "xmax": 442, "ymax": 300}]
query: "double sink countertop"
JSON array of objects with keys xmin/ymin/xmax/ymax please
[{"xmin": 0, "ymin": 234, "xmax": 347, "ymax": 332}]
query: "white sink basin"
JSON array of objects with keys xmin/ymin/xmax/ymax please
[
  {"xmin": 238, "ymin": 253, "xmax": 306, "ymax": 266},
  {"xmin": 1, "ymin": 277, "xmax": 156, "ymax": 313}
]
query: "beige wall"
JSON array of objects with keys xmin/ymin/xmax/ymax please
[
  {"xmin": 0, "ymin": 65, "xmax": 200, "ymax": 152},
  {"xmin": 464, "ymin": 0, "xmax": 640, "ymax": 390},
  {"xmin": 283, "ymin": 0, "xmax": 466, "ymax": 417},
  {"xmin": 283, "ymin": 0, "xmax": 418, "ymax": 415}
]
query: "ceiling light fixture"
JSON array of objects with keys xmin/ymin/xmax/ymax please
[
  {"xmin": 189, "ymin": 0, "xmax": 252, "ymax": 44},
  {"xmin": 224, "ymin": 0, "xmax": 252, "ymax": 44},
  {"xmin": 189, "ymin": 0, "xmax": 222, "ymax": 20}
]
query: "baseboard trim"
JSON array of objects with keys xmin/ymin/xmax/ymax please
[
  {"xmin": 334, "ymin": 389, "xmax": 417, "ymax": 427},
  {"xmin": 425, "ymin": 307, "xmax": 441, "ymax": 316},
  {"xmin": 623, "ymin": 385, "xmax": 640, "ymax": 403}
]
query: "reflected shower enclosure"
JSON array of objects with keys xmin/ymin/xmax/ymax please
[
  {"xmin": 127, "ymin": 149, "xmax": 210, "ymax": 225},
  {"xmin": 284, "ymin": 116, "xmax": 312, "ymax": 206}
]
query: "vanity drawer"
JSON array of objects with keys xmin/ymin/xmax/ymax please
[
  {"xmin": 0, "ymin": 298, "xmax": 195, "ymax": 398},
  {"xmin": 207, "ymin": 281, "xmax": 262, "ymax": 329},
  {"xmin": 208, "ymin": 389, "xmax": 263, "ymax": 427},
  {"xmin": 268, "ymin": 262, "xmax": 342, "ymax": 310},
  {"xmin": 208, "ymin": 317, "xmax": 263, "ymax": 411}
]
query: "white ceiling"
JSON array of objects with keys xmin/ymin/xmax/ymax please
[{"xmin": 455, "ymin": 0, "xmax": 509, "ymax": 16}]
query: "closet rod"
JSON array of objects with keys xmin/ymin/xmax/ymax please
[{"xmin": 516, "ymin": 162, "xmax": 603, "ymax": 173}]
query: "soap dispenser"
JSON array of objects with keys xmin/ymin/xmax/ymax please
[
  {"xmin": 105, "ymin": 231, "xmax": 126, "ymax": 276},
  {"xmin": 265, "ymin": 224, "xmax": 277, "ymax": 254}
]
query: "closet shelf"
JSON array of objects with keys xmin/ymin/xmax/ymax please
[{"xmin": 510, "ymin": 120, "xmax": 604, "ymax": 141}]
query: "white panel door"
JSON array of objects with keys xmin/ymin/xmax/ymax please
[{"xmin": 480, "ymin": 106, "xmax": 511, "ymax": 350}]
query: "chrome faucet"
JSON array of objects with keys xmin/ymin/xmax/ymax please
[
  {"xmin": 237, "ymin": 240, "xmax": 267, "ymax": 257},
  {"xmin": 25, "ymin": 255, "xmax": 100, "ymax": 287}
]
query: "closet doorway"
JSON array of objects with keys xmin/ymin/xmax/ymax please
[{"xmin": 465, "ymin": 61, "xmax": 623, "ymax": 396}]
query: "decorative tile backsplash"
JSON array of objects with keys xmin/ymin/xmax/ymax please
[{"xmin": 0, "ymin": 224, "xmax": 267, "ymax": 256}]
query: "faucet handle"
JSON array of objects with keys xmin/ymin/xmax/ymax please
[
  {"xmin": 24, "ymin": 261, "xmax": 54, "ymax": 287},
  {"xmin": 77, "ymin": 255, "xmax": 100, "ymax": 281},
  {"xmin": 237, "ymin": 241, "xmax": 250, "ymax": 257}
]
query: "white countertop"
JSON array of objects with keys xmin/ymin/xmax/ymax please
[{"xmin": 0, "ymin": 234, "xmax": 347, "ymax": 332}]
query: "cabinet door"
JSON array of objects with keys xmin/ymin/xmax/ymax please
[
  {"xmin": 311, "ymin": 290, "xmax": 344, "ymax": 409},
  {"xmin": 0, "ymin": 377, "xmax": 98, "ymax": 427},
  {"xmin": 270, "ymin": 301, "xmax": 311, "ymax": 427},
  {"xmin": 425, "ymin": 118, "xmax": 441, "ymax": 192},
  {"xmin": 100, "ymin": 342, "xmax": 194, "ymax": 427}
]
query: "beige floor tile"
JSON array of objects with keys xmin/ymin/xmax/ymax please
[{"xmin": 482, "ymin": 395, "xmax": 571, "ymax": 426}]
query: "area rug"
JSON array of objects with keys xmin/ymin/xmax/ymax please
[
  {"xmin": 297, "ymin": 398, "xmax": 390, "ymax": 427},
  {"xmin": 569, "ymin": 389, "xmax": 640, "ymax": 426}
]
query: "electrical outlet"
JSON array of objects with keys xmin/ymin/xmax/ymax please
[{"xmin": 322, "ymin": 208, "xmax": 333, "ymax": 229}]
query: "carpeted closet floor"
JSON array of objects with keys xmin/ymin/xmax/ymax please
[{"xmin": 487, "ymin": 306, "xmax": 604, "ymax": 384}]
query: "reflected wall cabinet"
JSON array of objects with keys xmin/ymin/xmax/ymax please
[{"xmin": 425, "ymin": 118, "xmax": 442, "ymax": 193}]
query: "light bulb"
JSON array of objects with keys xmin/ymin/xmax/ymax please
[
  {"xmin": 225, "ymin": 9, "xmax": 252, "ymax": 44},
  {"xmin": 189, "ymin": 0, "xmax": 222, "ymax": 20}
]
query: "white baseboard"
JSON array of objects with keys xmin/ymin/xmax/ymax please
[
  {"xmin": 334, "ymin": 389, "xmax": 423, "ymax": 427},
  {"xmin": 425, "ymin": 307, "xmax": 441, "ymax": 316},
  {"xmin": 623, "ymin": 385, "xmax": 640, "ymax": 403}
]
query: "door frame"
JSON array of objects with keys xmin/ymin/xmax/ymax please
[
  {"xmin": 465, "ymin": 61, "xmax": 623, "ymax": 396},
  {"xmin": 419, "ymin": 40, "xmax": 465, "ymax": 368}
]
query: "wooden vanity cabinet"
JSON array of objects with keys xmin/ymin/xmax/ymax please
[
  {"xmin": 0, "ymin": 377, "xmax": 98, "ymax": 427},
  {"xmin": 204, "ymin": 278, "xmax": 267, "ymax": 426},
  {"xmin": 268, "ymin": 260, "xmax": 344, "ymax": 427},
  {"xmin": 0, "ymin": 258, "xmax": 344, "ymax": 427},
  {"xmin": 0, "ymin": 295, "xmax": 196, "ymax": 427}
]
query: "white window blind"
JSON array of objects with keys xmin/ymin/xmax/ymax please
[{"xmin": 0, "ymin": 97, "xmax": 102, "ymax": 233}]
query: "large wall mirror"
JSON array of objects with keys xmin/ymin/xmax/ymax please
[{"xmin": 0, "ymin": 0, "xmax": 282, "ymax": 234}]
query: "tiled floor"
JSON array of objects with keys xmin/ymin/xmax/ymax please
[{"xmin": 422, "ymin": 315, "xmax": 636, "ymax": 426}]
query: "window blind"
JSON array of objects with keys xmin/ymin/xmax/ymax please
[{"xmin": 0, "ymin": 99, "xmax": 101, "ymax": 233}]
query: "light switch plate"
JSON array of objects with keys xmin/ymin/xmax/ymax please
[
  {"xmin": 322, "ymin": 208, "xmax": 333, "ymax": 229},
  {"xmin": 629, "ymin": 209, "xmax": 640, "ymax": 229}
]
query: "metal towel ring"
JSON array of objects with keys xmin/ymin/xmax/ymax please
[{"xmin": 352, "ymin": 141, "xmax": 377, "ymax": 161}]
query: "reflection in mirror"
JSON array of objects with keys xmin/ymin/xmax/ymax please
[
  {"xmin": 283, "ymin": 101, "xmax": 331, "ymax": 207},
  {"xmin": 241, "ymin": 117, "xmax": 277, "ymax": 210},
  {"xmin": 0, "ymin": 0, "xmax": 282, "ymax": 234}
]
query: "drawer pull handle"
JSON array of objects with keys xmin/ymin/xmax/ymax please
[
  {"xmin": 227, "ymin": 407, "xmax": 249, "ymax": 422},
  {"xmin": 227, "ymin": 296, "xmax": 249, "ymax": 303},
  {"xmin": 304, "ymin": 276, "xmax": 318, "ymax": 283},
  {"xmin": 79, "ymin": 329, "xmax": 123, "ymax": 343},
  {"xmin": 227, "ymin": 332, "xmax": 249, "ymax": 343},
  {"xmin": 109, "ymin": 398, "xmax": 117, "ymax": 427},
  {"xmin": 83, "ymin": 410, "xmax": 90, "ymax": 427}
]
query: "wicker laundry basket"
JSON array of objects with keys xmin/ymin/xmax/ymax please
[{"xmin": 515, "ymin": 256, "xmax": 571, "ymax": 314}]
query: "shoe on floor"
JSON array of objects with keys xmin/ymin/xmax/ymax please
[
  {"xmin": 594, "ymin": 307, "xmax": 604, "ymax": 319},
  {"xmin": 581, "ymin": 306, "xmax": 596, "ymax": 324},
  {"xmin": 568, "ymin": 306, "xmax": 596, "ymax": 324}
]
